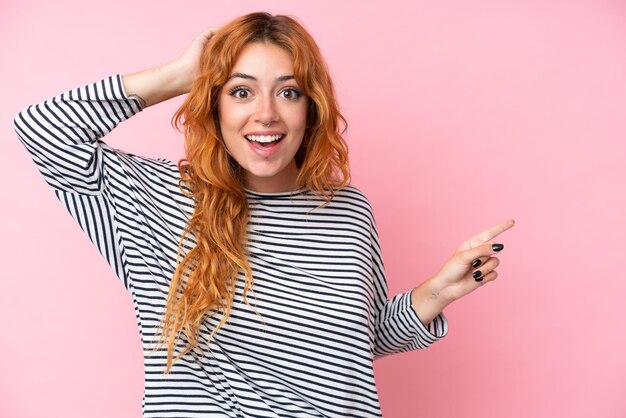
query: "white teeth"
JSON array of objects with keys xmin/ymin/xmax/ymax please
[{"xmin": 245, "ymin": 134, "xmax": 283, "ymax": 143}]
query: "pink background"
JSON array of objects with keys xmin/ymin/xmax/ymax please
[{"xmin": 1, "ymin": 0, "xmax": 625, "ymax": 417}]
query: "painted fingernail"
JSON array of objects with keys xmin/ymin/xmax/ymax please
[
  {"xmin": 492, "ymin": 243, "xmax": 504, "ymax": 252},
  {"xmin": 475, "ymin": 275, "xmax": 484, "ymax": 282},
  {"xmin": 472, "ymin": 259, "xmax": 482, "ymax": 268},
  {"xmin": 472, "ymin": 270, "xmax": 483, "ymax": 279}
]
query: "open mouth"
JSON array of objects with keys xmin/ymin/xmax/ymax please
[{"xmin": 245, "ymin": 134, "xmax": 285, "ymax": 147}]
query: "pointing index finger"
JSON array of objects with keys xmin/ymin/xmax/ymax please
[{"xmin": 473, "ymin": 219, "xmax": 515, "ymax": 243}]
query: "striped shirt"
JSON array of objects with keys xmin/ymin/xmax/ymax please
[{"xmin": 14, "ymin": 75, "xmax": 448, "ymax": 417}]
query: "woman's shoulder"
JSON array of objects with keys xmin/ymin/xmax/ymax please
[
  {"xmin": 114, "ymin": 150, "xmax": 181, "ymax": 181},
  {"xmin": 334, "ymin": 183, "xmax": 372, "ymax": 206},
  {"xmin": 110, "ymin": 150, "xmax": 192, "ymax": 204},
  {"xmin": 329, "ymin": 183, "xmax": 377, "ymax": 222}
]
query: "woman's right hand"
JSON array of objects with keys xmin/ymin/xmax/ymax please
[
  {"xmin": 174, "ymin": 28, "xmax": 220, "ymax": 90},
  {"xmin": 122, "ymin": 28, "xmax": 219, "ymax": 108}
]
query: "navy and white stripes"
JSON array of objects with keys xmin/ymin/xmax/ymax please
[{"xmin": 15, "ymin": 74, "xmax": 448, "ymax": 417}]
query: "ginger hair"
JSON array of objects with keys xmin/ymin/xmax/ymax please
[{"xmin": 155, "ymin": 12, "xmax": 350, "ymax": 373}]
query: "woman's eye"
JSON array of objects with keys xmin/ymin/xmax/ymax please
[
  {"xmin": 228, "ymin": 87, "xmax": 251, "ymax": 99},
  {"xmin": 280, "ymin": 88, "xmax": 301, "ymax": 100}
]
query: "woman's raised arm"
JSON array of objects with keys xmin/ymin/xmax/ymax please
[
  {"xmin": 11, "ymin": 29, "xmax": 217, "ymax": 288},
  {"xmin": 122, "ymin": 28, "xmax": 217, "ymax": 108}
]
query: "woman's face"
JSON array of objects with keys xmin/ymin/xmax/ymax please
[{"xmin": 218, "ymin": 42, "xmax": 308, "ymax": 193}]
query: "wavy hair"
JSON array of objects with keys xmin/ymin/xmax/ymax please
[{"xmin": 155, "ymin": 12, "xmax": 350, "ymax": 373}]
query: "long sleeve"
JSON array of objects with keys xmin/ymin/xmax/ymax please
[
  {"xmin": 13, "ymin": 75, "xmax": 190, "ymax": 291},
  {"xmin": 14, "ymin": 75, "xmax": 143, "ymax": 195},
  {"xmin": 368, "ymin": 208, "xmax": 449, "ymax": 360}
]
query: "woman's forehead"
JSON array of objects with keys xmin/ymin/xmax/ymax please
[{"xmin": 228, "ymin": 42, "xmax": 294, "ymax": 81}]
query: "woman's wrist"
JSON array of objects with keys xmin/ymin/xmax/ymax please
[
  {"xmin": 410, "ymin": 276, "xmax": 454, "ymax": 326},
  {"xmin": 122, "ymin": 59, "xmax": 194, "ymax": 108}
]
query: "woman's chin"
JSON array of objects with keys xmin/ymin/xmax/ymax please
[{"xmin": 242, "ymin": 161, "xmax": 299, "ymax": 192}]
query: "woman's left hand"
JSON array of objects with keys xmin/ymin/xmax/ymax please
[
  {"xmin": 434, "ymin": 218, "xmax": 516, "ymax": 302},
  {"xmin": 410, "ymin": 219, "xmax": 515, "ymax": 325}
]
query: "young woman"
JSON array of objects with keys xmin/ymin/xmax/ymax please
[{"xmin": 14, "ymin": 12, "xmax": 514, "ymax": 418}]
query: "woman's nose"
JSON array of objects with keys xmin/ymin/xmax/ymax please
[{"xmin": 254, "ymin": 95, "xmax": 279, "ymax": 125}]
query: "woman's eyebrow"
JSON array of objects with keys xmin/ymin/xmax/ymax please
[{"xmin": 227, "ymin": 72, "xmax": 295, "ymax": 82}]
